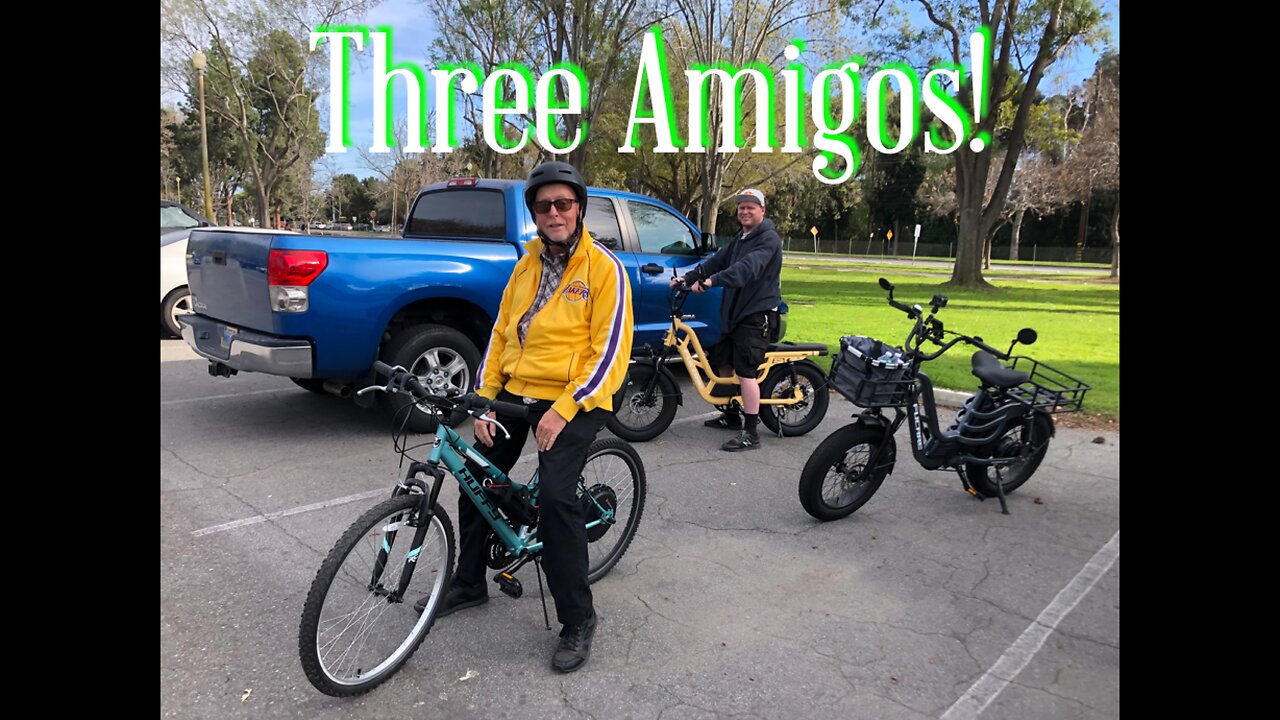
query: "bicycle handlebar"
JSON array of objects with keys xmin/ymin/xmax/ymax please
[{"xmin": 369, "ymin": 361, "xmax": 530, "ymax": 419}]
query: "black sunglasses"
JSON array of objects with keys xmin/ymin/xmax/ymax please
[{"xmin": 532, "ymin": 198, "xmax": 578, "ymax": 214}]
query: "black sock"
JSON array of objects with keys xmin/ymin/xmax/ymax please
[{"xmin": 744, "ymin": 413, "xmax": 759, "ymax": 434}]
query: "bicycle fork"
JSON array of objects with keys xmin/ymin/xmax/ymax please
[{"xmin": 368, "ymin": 462, "xmax": 447, "ymax": 603}]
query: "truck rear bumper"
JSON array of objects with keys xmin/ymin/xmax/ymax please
[{"xmin": 179, "ymin": 315, "xmax": 313, "ymax": 377}]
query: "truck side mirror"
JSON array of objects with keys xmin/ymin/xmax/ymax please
[{"xmin": 697, "ymin": 232, "xmax": 716, "ymax": 255}]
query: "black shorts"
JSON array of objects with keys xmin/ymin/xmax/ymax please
[{"xmin": 709, "ymin": 312, "xmax": 770, "ymax": 378}]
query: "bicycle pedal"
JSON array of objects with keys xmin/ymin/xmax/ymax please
[{"xmin": 495, "ymin": 571, "xmax": 523, "ymax": 599}]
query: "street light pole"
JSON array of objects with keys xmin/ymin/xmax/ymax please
[{"xmin": 192, "ymin": 51, "xmax": 215, "ymax": 222}]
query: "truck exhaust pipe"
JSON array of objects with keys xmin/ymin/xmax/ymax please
[{"xmin": 323, "ymin": 380, "xmax": 353, "ymax": 399}]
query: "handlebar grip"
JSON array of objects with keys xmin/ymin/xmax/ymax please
[
  {"xmin": 489, "ymin": 400, "xmax": 531, "ymax": 419},
  {"xmin": 461, "ymin": 393, "xmax": 530, "ymax": 419},
  {"xmin": 372, "ymin": 360, "xmax": 397, "ymax": 376}
]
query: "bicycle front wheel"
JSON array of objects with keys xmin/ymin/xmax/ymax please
[
  {"xmin": 298, "ymin": 495, "xmax": 455, "ymax": 697},
  {"xmin": 798, "ymin": 424, "xmax": 895, "ymax": 521},
  {"xmin": 580, "ymin": 437, "xmax": 647, "ymax": 582},
  {"xmin": 606, "ymin": 365, "xmax": 678, "ymax": 442}
]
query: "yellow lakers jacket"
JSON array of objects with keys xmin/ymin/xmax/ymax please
[{"xmin": 476, "ymin": 229, "xmax": 634, "ymax": 422}]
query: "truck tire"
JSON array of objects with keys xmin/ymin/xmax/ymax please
[{"xmin": 379, "ymin": 325, "xmax": 481, "ymax": 433}]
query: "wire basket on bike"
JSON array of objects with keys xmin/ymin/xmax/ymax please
[
  {"xmin": 1005, "ymin": 356, "xmax": 1091, "ymax": 413},
  {"xmin": 829, "ymin": 335, "xmax": 915, "ymax": 408}
]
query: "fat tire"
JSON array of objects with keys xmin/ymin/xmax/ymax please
[
  {"xmin": 798, "ymin": 424, "xmax": 895, "ymax": 521},
  {"xmin": 759, "ymin": 361, "xmax": 830, "ymax": 437},
  {"xmin": 606, "ymin": 365, "xmax": 678, "ymax": 442},
  {"xmin": 965, "ymin": 411, "xmax": 1054, "ymax": 498}
]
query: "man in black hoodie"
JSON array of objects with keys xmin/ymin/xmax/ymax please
[{"xmin": 669, "ymin": 188, "xmax": 781, "ymax": 451}]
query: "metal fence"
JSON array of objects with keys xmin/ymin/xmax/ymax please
[{"xmin": 776, "ymin": 237, "xmax": 1113, "ymax": 265}]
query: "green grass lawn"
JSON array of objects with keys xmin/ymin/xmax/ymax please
[{"xmin": 779, "ymin": 268, "xmax": 1119, "ymax": 419}]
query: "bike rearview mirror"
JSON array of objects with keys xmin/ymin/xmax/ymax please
[
  {"xmin": 1017, "ymin": 328, "xmax": 1038, "ymax": 346},
  {"xmin": 879, "ymin": 277, "xmax": 893, "ymax": 291}
]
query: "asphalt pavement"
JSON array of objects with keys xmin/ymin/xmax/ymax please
[{"xmin": 161, "ymin": 339, "xmax": 1119, "ymax": 719}]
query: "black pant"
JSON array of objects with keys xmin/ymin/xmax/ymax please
[{"xmin": 455, "ymin": 389, "xmax": 609, "ymax": 626}]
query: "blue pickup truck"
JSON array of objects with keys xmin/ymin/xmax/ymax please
[{"xmin": 180, "ymin": 178, "xmax": 725, "ymax": 430}]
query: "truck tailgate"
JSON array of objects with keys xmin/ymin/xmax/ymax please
[{"xmin": 186, "ymin": 228, "xmax": 277, "ymax": 331}]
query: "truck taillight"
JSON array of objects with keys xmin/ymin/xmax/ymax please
[
  {"xmin": 269, "ymin": 250, "xmax": 327, "ymax": 313},
  {"xmin": 268, "ymin": 250, "xmax": 328, "ymax": 286}
]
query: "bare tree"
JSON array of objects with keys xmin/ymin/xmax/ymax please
[
  {"xmin": 160, "ymin": 0, "xmax": 381, "ymax": 227},
  {"xmin": 1059, "ymin": 51, "xmax": 1118, "ymax": 277}
]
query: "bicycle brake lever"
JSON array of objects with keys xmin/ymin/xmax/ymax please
[{"xmin": 475, "ymin": 413, "xmax": 511, "ymax": 440}]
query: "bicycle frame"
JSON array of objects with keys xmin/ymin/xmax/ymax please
[
  {"xmin": 659, "ymin": 315, "xmax": 822, "ymax": 406},
  {"xmin": 372, "ymin": 414, "xmax": 615, "ymax": 598}
]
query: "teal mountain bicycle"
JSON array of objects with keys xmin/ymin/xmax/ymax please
[{"xmin": 298, "ymin": 361, "xmax": 646, "ymax": 696}]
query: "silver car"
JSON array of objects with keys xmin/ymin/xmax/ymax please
[{"xmin": 160, "ymin": 200, "xmax": 213, "ymax": 337}]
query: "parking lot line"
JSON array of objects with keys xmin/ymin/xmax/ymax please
[
  {"xmin": 940, "ymin": 530, "xmax": 1120, "ymax": 720},
  {"xmin": 191, "ymin": 489, "xmax": 388, "ymax": 536},
  {"xmin": 189, "ymin": 410, "xmax": 724, "ymax": 539},
  {"xmin": 162, "ymin": 389, "xmax": 284, "ymax": 406}
]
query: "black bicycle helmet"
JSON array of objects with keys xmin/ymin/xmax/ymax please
[{"xmin": 524, "ymin": 161, "xmax": 588, "ymax": 214}]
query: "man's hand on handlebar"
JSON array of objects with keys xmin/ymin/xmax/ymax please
[{"xmin": 670, "ymin": 275, "xmax": 712, "ymax": 293}]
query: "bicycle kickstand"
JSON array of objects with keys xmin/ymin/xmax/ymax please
[
  {"xmin": 533, "ymin": 556, "xmax": 551, "ymax": 631},
  {"xmin": 993, "ymin": 468, "xmax": 1011, "ymax": 516}
]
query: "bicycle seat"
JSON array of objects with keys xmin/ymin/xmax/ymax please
[
  {"xmin": 767, "ymin": 341, "xmax": 828, "ymax": 354},
  {"xmin": 971, "ymin": 351, "xmax": 1029, "ymax": 389}
]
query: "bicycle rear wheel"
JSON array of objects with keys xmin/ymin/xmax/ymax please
[
  {"xmin": 965, "ymin": 411, "xmax": 1054, "ymax": 497},
  {"xmin": 759, "ymin": 361, "xmax": 830, "ymax": 437},
  {"xmin": 299, "ymin": 495, "xmax": 454, "ymax": 696},
  {"xmin": 580, "ymin": 437, "xmax": 647, "ymax": 582}
]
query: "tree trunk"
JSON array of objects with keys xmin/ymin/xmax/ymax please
[
  {"xmin": 1075, "ymin": 197, "xmax": 1090, "ymax": 262},
  {"xmin": 949, "ymin": 205, "xmax": 990, "ymax": 287},
  {"xmin": 1109, "ymin": 195, "xmax": 1120, "ymax": 279},
  {"xmin": 1010, "ymin": 207, "xmax": 1025, "ymax": 261},
  {"xmin": 255, "ymin": 186, "xmax": 269, "ymax": 229}
]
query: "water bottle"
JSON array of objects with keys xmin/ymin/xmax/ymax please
[{"xmin": 876, "ymin": 350, "xmax": 898, "ymax": 365}]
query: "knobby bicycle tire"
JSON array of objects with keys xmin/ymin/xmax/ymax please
[{"xmin": 299, "ymin": 495, "xmax": 455, "ymax": 697}]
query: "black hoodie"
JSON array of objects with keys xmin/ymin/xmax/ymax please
[{"xmin": 683, "ymin": 218, "xmax": 783, "ymax": 333}]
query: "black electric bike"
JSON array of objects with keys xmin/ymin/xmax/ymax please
[{"xmin": 798, "ymin": 278, "xmax": 1090, "ymax": 520}]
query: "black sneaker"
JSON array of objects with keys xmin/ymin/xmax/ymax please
[
  {"xmin": 721, "ymin": 430, "xmax": 761, "ymax": 452},
  {"xmin": 704, "ymin": 413, "xmax": 743, "ymax": 430},
  {"xmin": 551, "ymin": 613, "xmax": 598, "ymax": 673},
  {"xmin": 414, "ymin": 578, "xmax": 488, "ymax": 616}
]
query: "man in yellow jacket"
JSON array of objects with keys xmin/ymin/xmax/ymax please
[{"xmin": 417, "ymin": 161, "xmax": 633, "ymax": 673}]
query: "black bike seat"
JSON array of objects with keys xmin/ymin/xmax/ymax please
[
  {"xmin": 971, "ymin": 351, "xmax": 1030, "ymax": 389},
  {"xmin": 767, "ymin": 341, "xmax": 828, "ymax": 355}
]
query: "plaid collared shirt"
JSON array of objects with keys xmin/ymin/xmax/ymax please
[{"xmin": 518, "ymin": 236, "xmax": 580, "ymax": 346}]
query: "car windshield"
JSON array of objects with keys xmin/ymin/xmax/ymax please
[{"xmin": 161, "ymin": 205, "xmax": 204, "ymax": 230}]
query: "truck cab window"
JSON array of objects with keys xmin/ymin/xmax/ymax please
[
  {"xmin": 626, "ymin": 201, "xmax": 697, "ymax": 256},
  {"xmin": 584, "ymin": 197, "xmax": 623, "ymax": 250},
  {"xmin": 407, "ymin": 190, "xmax": 506, "ymax": 239}
]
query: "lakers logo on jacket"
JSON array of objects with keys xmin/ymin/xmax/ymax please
[{"xmin": 562, "ymin": 280, "xmax": 590, "ymax": 302}]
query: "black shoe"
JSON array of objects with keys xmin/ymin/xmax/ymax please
[
  {"xmin": 551, "ymin": 613, "xmax": 598, "ymax": 673},
  {"xmin": 721, "ymin": 430, "xmax": 761, "ymax": 452},
  {"xmin": 704, "ymin": 413, "xmax": 743, "ymax": 430},
  {"xmin": 414, "ymin": 578, "xmax": 488, "ymax": 616}
]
